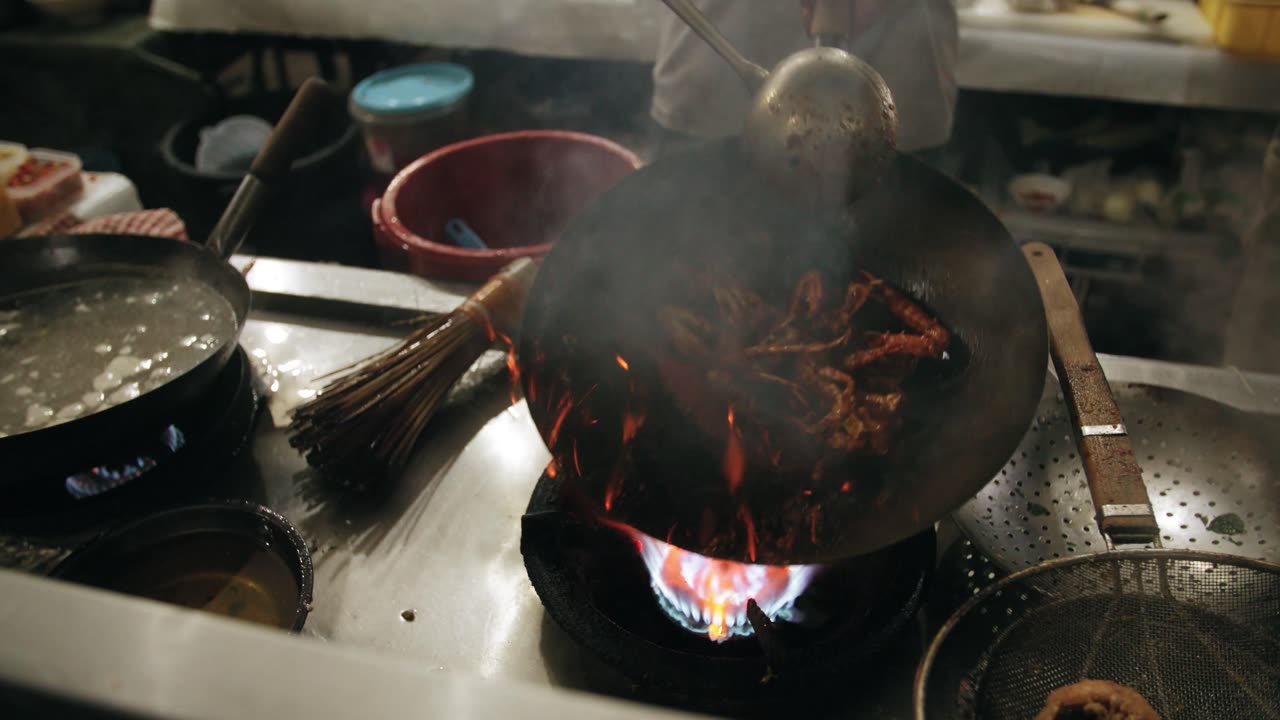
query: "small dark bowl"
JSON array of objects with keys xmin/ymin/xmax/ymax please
[{"xmin": 52, "ymin": 500, "xmax": 313, "ymax": 632}]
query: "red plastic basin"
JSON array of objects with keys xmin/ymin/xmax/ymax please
[{"xmin": 373, "ymin": 130, "xmax": 641, "ymax": 283}]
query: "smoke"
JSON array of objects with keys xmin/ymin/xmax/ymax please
[{"xmin": 1222, "ymin": 126, "xmax": 1280, "ymax": 372}]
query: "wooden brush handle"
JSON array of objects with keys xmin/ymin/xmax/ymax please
[
  {"xmin": 1022, "ymin": 242, "xmax": 1160, "ymax": 546},
  {"xmin": 460, "ymin": 258, "xmax": 539, "ymax": 339}
]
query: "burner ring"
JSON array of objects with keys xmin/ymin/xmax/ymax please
[{"xmin": 521, "ymin": 470, "xmax": 935, "ymax": 713}]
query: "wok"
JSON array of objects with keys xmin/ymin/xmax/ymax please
[
  {"xmin": 0, "ymin": 79, "xmax": 335, "ymax": 495},
  {"xmin": 519, "ymin": 139, "xmax": 1048, "ymax": 565}
]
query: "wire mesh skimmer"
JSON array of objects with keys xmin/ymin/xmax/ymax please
[
  {"xmin": 915, "ymin": 550, "xmax": 1280, "ymax": 719},
  {"xmin": 917, "ymin": 245, "xmax": 1280, "ymax": 719}
]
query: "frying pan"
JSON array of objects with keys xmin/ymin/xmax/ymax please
[
  {"xmin": 519, "ymin": 138, "xmax": 1050, "ymax": 566},
  {"xmin": 0, "ymin": 78, "xmax": 336, "ymax": 494}
]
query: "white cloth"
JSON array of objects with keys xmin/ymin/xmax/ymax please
[
  {"xmin": 650, "ymin": 0, "xmax": 959, "ymax": 151},
  {"xmin": 149, "ymin": 0, "xmax": 1278, "ymax": 115},
  {"xmin": 150, "ymin": 0, "xmax": 664, "ymax": 62}
]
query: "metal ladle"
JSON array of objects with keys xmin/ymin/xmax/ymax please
[{"xmin": 658, "ymin": 0, "xmax": 898, "ymax": 207}]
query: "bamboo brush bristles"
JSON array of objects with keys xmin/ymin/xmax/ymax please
[{"xmin": 288, "ymin": 259, "xmax": 539, "ymax": 486}]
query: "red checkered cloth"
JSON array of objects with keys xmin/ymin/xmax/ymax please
[{"xmin": 16, "ymin": 209, "xmax": 189, "ymax": 240}]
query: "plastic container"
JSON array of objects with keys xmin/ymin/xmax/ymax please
[
  {"xmin": 0, "ymin": 142, "xmax": 28, "ymax": 184},
  {"xmin": 195, "ymin": 115, "xmax": 274, "ymax": 174},
  {"xmin": 0, "ymin": 189, "xmax": 19, "ymax": 238},
  {"xmin": 349, "ymin": 63, "xmax": 473, "ymax": 174},
  {"xmin": 6, "ymin": 148, "xmax": 84, "ymax": 223},
  {"xmin": 1200, "ymin": 0, "xmax": 1280, "ymax": 57},
  {"xmin": 161, "ymin": 91, "xmax": 371, "ymax": 266},
  {"xmin": 1008, "ymin": 174, "xmax": 1072, "ymax": 213},
  {"xmin": 373, "ymin": 130, "xmax": 641, "ymax": 283}
]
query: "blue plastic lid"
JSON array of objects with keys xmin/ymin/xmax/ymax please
[{"xmin": 351, "ymin": 63, "xmax": 474, "ymax": 117}]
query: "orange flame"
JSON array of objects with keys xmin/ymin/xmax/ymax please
[
  {"xmin": 547, "ymin": 394, "xmax": 574, "ymax": 449},
  {"xmin": 723, "ymin": 407, "xmax": 745, "ymax": 495},
  {"xmin": 622, "ymin": 410, "xmax": 646, "ymax": 444},
  {"xmin": 571, "ymin": 440, "xmax": 583, "ymax": 477},
  {"xmin": 546, "ymin": 459, "xmax": 559, "ymax": 478},
  {"xmin": 738, "ymin": 504, "xmax": 758, "ymax": 563},
  {"xmin": 603, "ymin": 466, "xmax": 624, "ymax": 511},
  {"xmin": 497, "ymin": 332, "xmax": 520, "ymax": 406},
  {"xmin": 615, "ymin": 354, "xmax": 630, "ymax": 371}
]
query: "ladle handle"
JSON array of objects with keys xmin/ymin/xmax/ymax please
[
  {"xmin": 1022, "ymin": 242, "xmax": 1160, "ymax": 547},
  {"xmin": 207, "ymin": 77, "xmax": 341, "ymax": 259},
  {"xmin": 809, "ymin": 0, "xmax": 851, "ymax": 47},
  {"xmin": 657, "ymin": 0, "xmax": 769, "ymax": 92}
]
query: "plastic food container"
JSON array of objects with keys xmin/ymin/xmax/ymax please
[
  {"xmin": 7, "ymin": 148, "xmax": 84, "ymax": 222},
  {"xmin": 1200, "ymin": 0, "xmax": 1280, "ymax": 57},
  {"xmin": 0, "ymin": 142, "xmax": 29, "ymax": 185},
  {"xmin": 373, "ymin": 130, "xmax": 641, "ymax": 283},
  {"xmin": 1008, "ymin": 174, "xmax": 1072, "ymax": 213},
  {"xmin": 195, "ymin": 114, "xmax": 274, "ymax": 174},
  {"xmin": 0, "ymin": 189, "xmax": 19, "ymax": 238},
  {"xmin": 349, "ymin": 63, "xmax": 473, "ymax": 174}
]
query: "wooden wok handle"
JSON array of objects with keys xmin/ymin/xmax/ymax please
[
  {"xmin": 1022, "ymin": 242, "xmax": 1160, "ymax": 546},
  {"xmin": 250, "ymin": 77, "xmax": 341, "ymax": 181}
]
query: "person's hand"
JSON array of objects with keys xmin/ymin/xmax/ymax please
[{"xmin": 799, "ymin": 0, "xmax": 893, "ymax": 38}]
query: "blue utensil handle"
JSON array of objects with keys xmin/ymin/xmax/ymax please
[{"xmin": 445, "ymin": 218, "xmax": 488, "ymax": 249}]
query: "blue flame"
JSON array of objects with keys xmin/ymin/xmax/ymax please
[{"xmin": 64, "ymin": 425, "xmax": 186, "ymax": 499}]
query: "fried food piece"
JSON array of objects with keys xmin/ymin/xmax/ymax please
[
  {"xmin": 1033, "ymin": 679, "xmax": 1161, "ymax": 720},
  {"xmin": 656, "ymin": 270, "xmax": 948, "ymax": 463}
]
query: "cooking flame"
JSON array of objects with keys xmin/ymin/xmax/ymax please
[
  {"xmin": 622, "ymin": 410, "xmax": 646, "ymax": 444},
  {"xmin": 498, "ymin": 331, "xmax": 520, "ymax": 406},
  {"xmin": 625, "ymin": 525, "xmax": 818, "ymax": 643},
  {"xmin": 723, "ymin": 406, "xmax": 745, "ymax": 495}
]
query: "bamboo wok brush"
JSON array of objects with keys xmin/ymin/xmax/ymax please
[{"xmin": 289, "ymin": 259, "xmax": 537, "ymax": 485}]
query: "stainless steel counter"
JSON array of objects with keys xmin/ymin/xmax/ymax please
[
  {"xmin": 235, "ymin": 257, "xmax": 926, "ymax": 718},
  {"xmin": 4, "ymin": 256, "xmax": 1279, "ymax": 719}
]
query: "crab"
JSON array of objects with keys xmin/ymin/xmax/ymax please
[{"xmin": 655, "ymin": 268, "xmax": 948, "ymax": 464}]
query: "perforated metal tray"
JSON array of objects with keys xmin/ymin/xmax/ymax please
[{"xmin": 954, "ymin": 369, "xmax": 1280, "ymax": 572}]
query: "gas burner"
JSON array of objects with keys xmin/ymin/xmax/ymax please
[
  {"xmin": 0, "ymin": 347, "xmax": 259, "ymax": 528},
  {"xmin": 521, "ymin": 470, "xmax": 935, "ymax": 715},
  {"xmin": 65, "ymin": 425, "xmax": 187, "ymax": 499},
  {"xmin": 625, "ymin": 526, "xmax": 818, "ymax": 642}
]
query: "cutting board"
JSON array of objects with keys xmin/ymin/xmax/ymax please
[{"xmin": 959, "ymin": 0, "xmax": 1215, "ymax": 45}]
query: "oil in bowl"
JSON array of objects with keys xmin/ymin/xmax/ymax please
[
  {"xmin": 88, "ymin": 532, "xmax": 299, "ymax": 628},
  {"xmin": 52, "ymin": 502, "xmax": 313, "ymax": 632}
]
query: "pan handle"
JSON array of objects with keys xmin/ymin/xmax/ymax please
[
  {"xmin": 207, "ymin": 77, "xmax": 342, "ymax": 259},
  {"xmin": 1022, "ymin": 242, "xmax": 1160, "ymax": 547}
]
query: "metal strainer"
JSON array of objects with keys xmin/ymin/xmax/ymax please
[
  {"xmin": 915, "ymin": 550, "xmax": 1280, "ymax": 719},
  {"xmin": 955, "ymin": 380, "xmax": 1280, "ymax": 571},
  {"xmin": 919, "ymin": 245, "xmax": 1280, "ymax": 718}
]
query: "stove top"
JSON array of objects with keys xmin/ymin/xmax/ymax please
[{"xmin": 10, "ymin": 258, "xmax": 1280, "ymax": 720}]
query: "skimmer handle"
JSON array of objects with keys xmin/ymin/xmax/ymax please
[{"xmin": 1023, "ymin": 242, "xmax": 1160, "ymax": 547}]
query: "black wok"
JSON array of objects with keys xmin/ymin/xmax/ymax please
[
  {"xmin": 0, "ymin": 79, "xmax": 335, "ymax": 494},
  {"xmin": 519, "ymin": 139, "xmax": 1048, "ymax": 565}
]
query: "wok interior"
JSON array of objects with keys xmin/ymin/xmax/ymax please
[{"xmin": 520, "ymin": 139, "xmax": 1048, "ymax": 565}]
